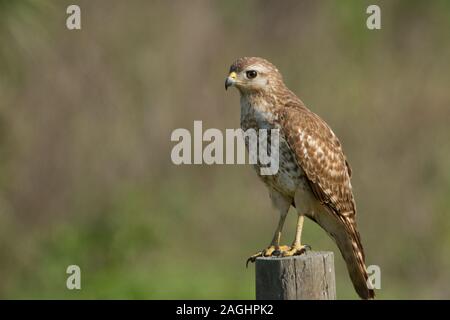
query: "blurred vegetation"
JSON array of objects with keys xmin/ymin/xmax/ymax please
[{"xmin": 1, "ymin": 0, "xmax": 450, "ymax": 299}]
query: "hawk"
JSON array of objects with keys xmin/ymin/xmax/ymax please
[{"xmin": 225, "ymin": 57, "xmax": 374, "ymax": 299}]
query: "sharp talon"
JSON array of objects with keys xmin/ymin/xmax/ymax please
[
  {"xmin": 272, "ymin": 249, "xmax": 281, "ymax": 256},
  {"xmin": 246, "ymin": 256, "xmax": 256, "ymax": 268},
  {"xmin": 304, "ymin": 244, "xmax": 312, "ymax": 251},
  {"xmin": 281, "ymin": 244, "xmax": 310, "ymax": 257},
  {"xmin": 246, "ymin": 245, "xmax": 292, "ymax": 266},
  {"xmin": 246, "ymin": 252, "xmax": 262, "ymax": 268}
]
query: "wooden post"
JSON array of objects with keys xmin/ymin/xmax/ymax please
[{"xmin": 255, "ymin": 251, "xmax": 336, "ymax": 300}]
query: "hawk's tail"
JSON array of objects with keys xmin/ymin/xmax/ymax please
[{"xmin": 334, "ymin": 220, "xmax": 375, "ymax": 300}]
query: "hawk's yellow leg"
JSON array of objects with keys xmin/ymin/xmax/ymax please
[
  {"xmin": 282, "ymin": 215, "xmax": 310, "ymax": 257},
  {"xmin": 246, "ymin": 213, "xmax": 290, "ymax": 267}
]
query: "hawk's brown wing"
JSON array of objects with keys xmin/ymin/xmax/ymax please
[
  {"xmin": 280, "ymin": 106, "xmax": 355, "ymax": 215},
  {"xmin": 279, "ymin": 104, "xmax": 374, "ymax": 299}
]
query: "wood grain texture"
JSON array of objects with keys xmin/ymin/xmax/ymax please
[{"xmin": 255, "ymin": 251, "xmax": 336, "ymax": 300}]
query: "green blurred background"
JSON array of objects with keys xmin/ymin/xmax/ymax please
[{"xmin": 1, "ymin": 0, "xmax": 450, "ymax": 299}]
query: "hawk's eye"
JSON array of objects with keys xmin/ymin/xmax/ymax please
[{"xmin": 246, "ymin": 70, "xmax": 258, "ymax": 79}]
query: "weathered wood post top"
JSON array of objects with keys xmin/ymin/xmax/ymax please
[{"xmin": 255, "ymin": 251, "xmax": 336, "ymax": 300}]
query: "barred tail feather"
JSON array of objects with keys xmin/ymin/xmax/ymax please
[
  {"xmin": 313, "ymin": 210, "xmax": 375, "ymax": 299},
  {"xmin": 336, "ymin": 227, "xmax": 375, "ymax": 299}
]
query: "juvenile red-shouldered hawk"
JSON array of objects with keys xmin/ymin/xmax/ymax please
[{"xmin": 225, "ymin": 57, "xmax": 374, "ymax": 299}]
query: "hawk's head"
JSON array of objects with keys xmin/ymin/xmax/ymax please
[{"xmin": 225, "ymin": 57, "xmax": 284, "ymax": 94}]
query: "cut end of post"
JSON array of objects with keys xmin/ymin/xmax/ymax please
[{"xmin": 255, "ymin": 251, "xmax": 336, "ymax": 300}]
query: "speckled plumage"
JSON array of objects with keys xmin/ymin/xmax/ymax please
[{"xmin": 227, "ymin": 57, "xmax": 374, "ymax": 299}]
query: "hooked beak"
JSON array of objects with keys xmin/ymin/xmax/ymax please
[{"xmin": 225, "ymin": 71, "xmax": 237, "ymax": 90}]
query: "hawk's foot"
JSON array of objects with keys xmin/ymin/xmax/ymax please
[
  {"xmin": 281, "ymin": 244, "xmax": 311, "ymax": 257},
  {"xmin": 246, "ymin": 245, "xmax": 290, "ymax": 267}
]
